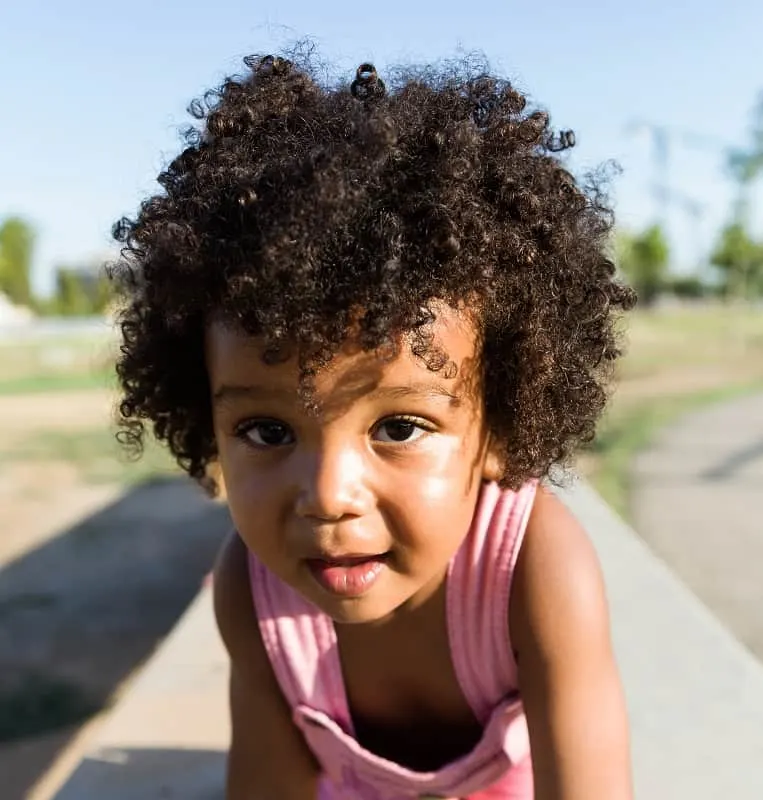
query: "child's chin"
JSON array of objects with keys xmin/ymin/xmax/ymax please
[{"xmin": 318, "ymin": 594, "xmax": 402, "ymax": 626}]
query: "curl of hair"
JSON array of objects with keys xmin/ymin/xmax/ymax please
[{"xmin": 111, "ymin": 48, "xmax": 635, "ymax": 493}]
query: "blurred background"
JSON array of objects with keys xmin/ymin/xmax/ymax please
[{"xmin": 1, "ymin": 1, "xmax": 762, "ymax": 797}]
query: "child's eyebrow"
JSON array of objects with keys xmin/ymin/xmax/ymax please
[
  {"xmin": 212, "ymin": 382, "xmax": 461, "ymax": 407},
  {"xmin": 372, "ymin": 384, "xmax": 462, "ymax": 405}
]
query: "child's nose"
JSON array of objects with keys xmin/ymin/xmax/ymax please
[{"xmin": 293, "ymin": 444, "xmax": 372, "ymax": 521}]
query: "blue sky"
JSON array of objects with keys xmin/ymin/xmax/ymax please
[{"xmin": 2, "ymin": 0, "xmax": 762, "ymax": 296}]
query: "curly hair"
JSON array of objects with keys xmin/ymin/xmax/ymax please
[{"xmin": 111, "ymin": 49, "xmax": 636, "ymax": 493}]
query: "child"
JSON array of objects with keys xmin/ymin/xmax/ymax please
[{"xmin": 112, "ymin": 51, "xmax": 635, "ymax": 799}]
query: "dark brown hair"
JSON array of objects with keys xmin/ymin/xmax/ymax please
[{"xmin": 111, "ymin": 49, "xmax": 635, "ymax": 492}]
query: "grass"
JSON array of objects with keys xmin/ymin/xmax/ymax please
[
  {"xmin": 0, "ymin": 332, "xmax": 115, "ymax": 396},
  {"xmin": 0, "ymin": 330, "xmax": 179, "ymax": 489},
  {"xmin": 616, "ymin": 303, "xmax": 763, "ymax": 380},
  {"xmin": 4, "ymin": 427, "xmax": 179, "ymax": 486},
  {"xmin": 0, "ymin": 369, "xmax": 114, "ymax": 395},
  {"xmin": 586, "ymin": 380, "xmax": 763, "ymax": 521},
  {"xmin": 583, "ymin": 302, "xmax": 763, "ymax": 522}
]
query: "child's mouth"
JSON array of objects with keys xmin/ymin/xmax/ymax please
[{"xmin": 306, "ymin": 553, "xmax": 389, "ymax": 598}]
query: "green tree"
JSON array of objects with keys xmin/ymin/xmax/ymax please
[
  {"xmin": 615, "ymin": 224, "xmax": 670, "ymax": 306},
  {"xmin": 0, "ymin": 216, "xmax": 35, "ymax": 306},
  {"xmin": 51, "ymin": 264, "xmax": 112, "ymax": 316},
  {"xmin": 664, "ymin": 274, "xmax": 710, "ymax": 299},
  {"xmin": 710, "ymin": 222, "xmax": 763, "ymax": 300}
]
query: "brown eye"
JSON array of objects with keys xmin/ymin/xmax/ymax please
[
  {"xmin": 374, "ymin": 417, "xmax": 429, "ymax": 444},
  {"xmin": 238, "ymin": 419, "xmax": 295, "ymax": 447}
]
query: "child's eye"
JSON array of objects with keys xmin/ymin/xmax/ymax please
[
  {"xmin": 237, "ymin": 419, "xmax": 295, "ymax": 447},
  {"xmin": 373, "ymin": 417, "xmax": 430, "ymax": 444}
]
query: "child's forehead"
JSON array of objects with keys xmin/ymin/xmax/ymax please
[{"xmin": 205, "ymin": 305, "xmax": 481, "ymax": 396}]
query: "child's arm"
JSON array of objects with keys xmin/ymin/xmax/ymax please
[
  {"xmin": 510, "ymin": 488, "xmax": 633, "ymax": 800},
  {"xmin": 213, "ymin": 532, "xmax": 322, "ymax": 800}
]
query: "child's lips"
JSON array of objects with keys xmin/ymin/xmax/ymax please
[
  {"xmin": 312, "ymin": 552, "xmax": 388, "ymax": 565},
  {"xmin": 306, "ymin": 552, "xmax": 390, "ymax": 597}
]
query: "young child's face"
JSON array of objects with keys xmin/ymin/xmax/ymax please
[{"xmin": 206, "ymin": 305, "xmax": 498, "ymax": 624}]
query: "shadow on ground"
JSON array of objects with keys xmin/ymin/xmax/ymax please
[
  {"xmin": 0, "ymin": 477, "xmax": 230, "ymax": 799},
  {"xmin": 54, "ymin": 747, "xmax": 226, "ymax": 800},
  {"xmin": 700, "ymin": 436, "xmax": 763, "ymax": 481}
]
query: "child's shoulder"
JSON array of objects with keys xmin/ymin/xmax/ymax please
[
  {"xmin": 510, "ymin": 486, "xmax": 611, "ymax": 664},
  {"xmin": 519, "ymin": 485, "xmax": 603, "ymax": 575}
]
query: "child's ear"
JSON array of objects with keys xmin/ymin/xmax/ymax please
[{"xmin": 481, "ymin": 435, "xmax": 503, "ymax": 482}]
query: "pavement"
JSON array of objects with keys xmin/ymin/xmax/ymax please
[
  {"xmin": 631, "ymin": 390, "xmax": 763, "ymax": 661},
  {"xmin": 46, "ymin": 588, "xmax": 230, "ymax": 800},
  {"xmin": 0, "ymin": 477, "xmax": 230, "ymax": 800}
]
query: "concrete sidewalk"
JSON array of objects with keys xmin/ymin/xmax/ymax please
[
  {"xmin": 44, "ymin": 588, "xmax": 230, "ymax": 800},
  {"xmin": 631, "ymin": 390, "xmax": 763, "ymax": 660}
]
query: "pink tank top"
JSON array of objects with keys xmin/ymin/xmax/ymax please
[{"xmin": 248, "ymin": 480, "xmax": 537, "ymax": 799}]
